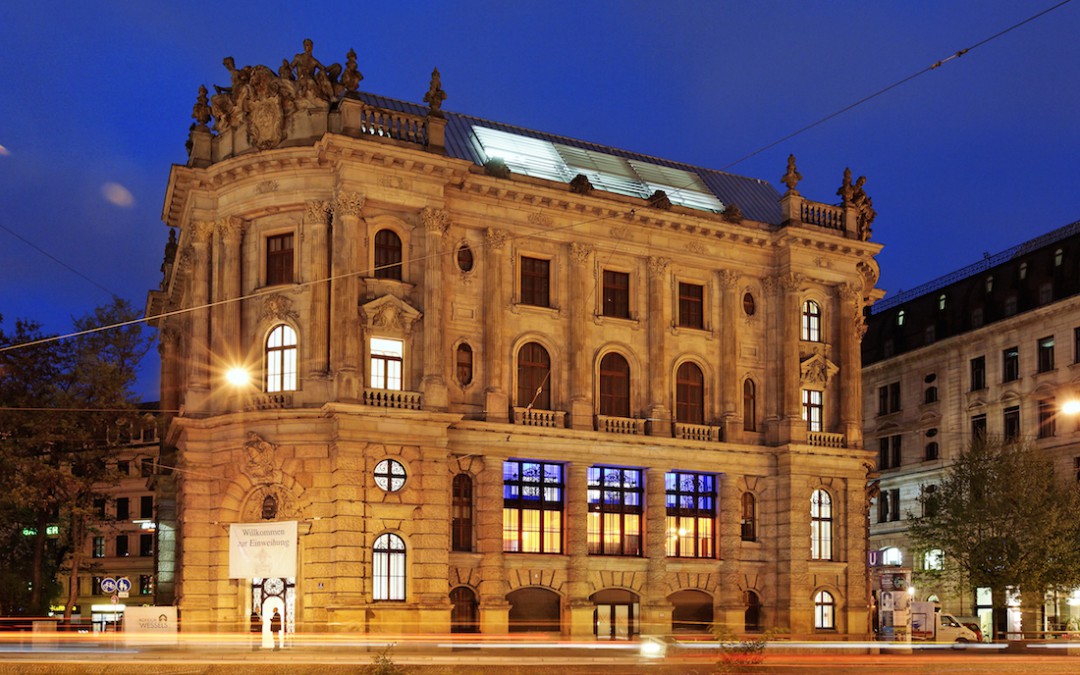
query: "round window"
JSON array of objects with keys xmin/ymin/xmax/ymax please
[
  {"xmin": 743, "ymin": 292, "xmax": 756, "ymax": 316},
  {"xmin": 457, "ymin": 243, "xmax": 474, "ymax": 272},
  {"xmin": 374, "ymin": 459, "xmax": 407, "ymax": 492}
]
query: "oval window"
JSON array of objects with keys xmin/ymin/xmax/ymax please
[
  {"xmin": 457, "ymin": 243, "xmax": 474, "ymax": 272},
  {"xmin": 743, "ymin": 292, "xmax": 756, "ymax": 316}
]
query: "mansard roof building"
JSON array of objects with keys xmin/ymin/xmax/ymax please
[{"xmin": 147, "ymin": 40, "xmax": 882, "ymax": 639}]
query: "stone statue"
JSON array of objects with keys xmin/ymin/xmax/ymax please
[
  {"xmin": 781, "ymin": 154, "xmax": 802, "ymax": 193},
  {"xmin": 291, "ymin": 38, "xmax": 341, "ymax": 101},
  {"xmin": 341, "ymin": 48, "xmax": 363, "ymax": 93},
  {"xmin": 851, "ymin": 175, "xmax": 876, "ymax": 241},
  {"xmin": 837, "ymin": 167, "xmax": 854, "ymax": 205},
  {"xmin": 424, "ymin": 67, "xmax": 447, "ymax": 117},
  {"xmin": 192, "ymin": 85, "xmax": 211, "ymax": 127}
]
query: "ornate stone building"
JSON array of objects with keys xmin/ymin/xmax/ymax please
[
  {"xmin": 146, "ymin": 41, "xmax": 882, "ymax": 639},
  {"xmin": 864, "ymin": 219, "xmax": 1080, "ymax": 638}
]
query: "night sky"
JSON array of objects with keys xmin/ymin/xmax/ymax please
[{"xmin": 2, "ymin": 1, "xmax": 1078, "ymax": 400}]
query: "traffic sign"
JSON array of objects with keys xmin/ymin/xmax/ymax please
[
  {"xmin": 100, "ymin": 577, "xmax": 117, "ymax": 594},
  {"xmin": 117, "ymin": 577, "xmax": 132, "ymax": 593},
  {"xmin": 110, "ymin": 594, "xmax": 119, "ymax": 605}
]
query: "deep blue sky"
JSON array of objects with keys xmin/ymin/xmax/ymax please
[{"xmin": 2, "ymin": 1, "xmax": 1078, "ymax": 400}]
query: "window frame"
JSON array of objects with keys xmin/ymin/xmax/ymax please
[
  {"xmin": 374, "ymin": 459, "xmax": 407, "ymax": 493},
  {"xmin": 598, "ymin": 352, "xmax": 631, "ymax": 418},
  {"xmin": 740, "ymin": 492, "xmax": 756, "ymax": 542},
  {"xmin": 1037, "ymin": 336, "xmax": 1055, "ymax": 373},
  {"xmin": 265, "ymin": 232, "xmax": 295, "ymax": 286},
  {"xmin": 814, "ymin": 590, "xmax": 836, "ymax": 630},
  {"xmin": 1038, "ymin": 398, "xmax": 1056, "ymax": 438},
  {"xmin": 970, "ymin": 356, "xmax": 986, "ymax": 391},
  {"xmin": 516, "ymin": 342, "xmax": 552, "ymax": 410},
  {"xmin": 502, "ymin": 460, "xmax": 564, "ymax": 554},
  {"xmin": 266, "ymin": 324, "xmax": 299, "ymax": 393},
  {"xmin": 1002, "ymin": 347, "xmax": 1019, "ymax": 383},
  {"xmin": 743, "ymin": 379, "xmax": 756, "ymax": 432},
  {"xmin": 677, "ymin": 282, "xmax": 704, "ymax": 329},
  {"xmin": 520, "ymin": 256, "xmax": 551, "ymax": 307},
  {"xmin": 665, "ymin": 471, "xmax": 716, "ymax": 558},
  {"xmin": 1003, "ymin": 405, "xmax": 1021, "ymax": 442},
  {"xmin": 455, "ymin": 343, "xmax": 474, "ymax": 387},
  {"xmin": 373, "ymin": 229, "xmax": 403, "ymax": 280},
  {"xmin": 675, "ymin": 362, "xmax": 705, "ymax": 424},
  {"xmin": 810, "ymin": 489, "xmax": 833, "ymax": 560},
  {"xmin": 373, "ymin": 532, "xmax": 406, "ymax": 601},
  {"xmin": 601, "ymin": 269, "xmax": 631, "ymax": 319},
  {"xmin": 802, "ymin": 389, "xmax": 824, "ymax": 432},
  {"xmin": 587, "ymin": 466, "xmax": 643, "ymax": 556},
  {"xmin": 801, "ymin": 300, "xmax": 822, "ymax": 342},
  {"xmin": 452, "ymin": 474, "xmax": 474, "ymax": 552},
  {"xmin": 369, "ymin": 337, "xmax": 404, "ymax": 390}
]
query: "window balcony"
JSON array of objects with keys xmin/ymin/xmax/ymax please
[
  {"xmin": 596, "ymin": 415, "xmax": 646, "ymax": 435},
  {"xmin": 512, "ymin": 407, "xmax": 567, "ymax": 428},
  {"xmin": 673, "ymin": 422, "xmax": 722, "ymax": 442},
  {"xmin": 246, "ymin": 393, "xmax": 293, "ymax": 411},
  {"xmin": 808, "ymin": 431, "xmax": 846, "ymax": 448},
  {"xmin": 363, "ymin": 388, "xmax": 423, "ymax": 410}
]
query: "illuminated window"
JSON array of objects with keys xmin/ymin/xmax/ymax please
[
  {"xmin": 743, "ymin": 379, "xmax": 756, "ymax": 432},
  {"xmin": 740, "ymin": 492, "xmax": 756, "ymax": 542},
  {"xmin": 266, "ymin": 325, "xmax": 298, "ymax": 393},
  {"xmin": 370, "ymin": 338, "xmax": 403, "ymax": 390},
  {"xmin": 516, "ymin": 342, "xmax": 551, "ymax": 410},
  {"xmin": 452, "ymin": 474, "xmax": 473, "ymax": 552},
  {"xmin": 811, "ymin": 489, "xmax": 833, "ymax": 560},
  {"xmin": 801, "ymin": 300, "xmax": 822, "ymax": 342},
  {"xmin": 520, "ymin": 256, "xmax": 550, "ymax": 307},
  {"xmin": 675, "ymin": 362, "xmax": 704, "ymax": 424},
  {"xmin": 93, "ymin": 536, "xmax": 105, "ymax": 558},
  {"xmin": 598, "ymin": 353, "xmax": 631, "ymax": 418},
  {"xmin": 938, "ymin": 294, "xmax": 947, "ymax": 310},
  {"xmin": 587, "ymin": 467, "xmax": 642, "ymax": 556},
  {"xmin": 802, "ymin": 389, "xmax": 823, "ymax": 432},
  {"xmin": 266, "ymin": 233, "xmax": 294, "ymax": 286},
  {"xmin": 373, "ymin": 229, "xmax": 402, "ymax": 280},
  {"xmin": 923, "ymin": 549, "xmax": 944, "ymax": 571},
  {"xmin": 881, "ymin": 547, "xmax": 903, "ymax": 566},
  {"xmin": 602, "ymin": 270, "xmax": 630, "ymax": 319},
  {"xmin": 373, "ymin": 533, "xmax": 406, "ymax": 601},
  {"xmin": 896, "ymin": 310, "xmax": 905, "ymax": 326},
  {"xmin": 665, "ymin": 471, "xmax": 716, "ymax": 558},
  {"xmin": 678, "ymin": 282, "xmax": 704, "ymax": 329},
  {"xmin": 374, "ymin": 459, "xmax": 407, "ymax": 492},
  {"xmin": 814, "ymin": 590, "xmax": 835, "ymax": 629},
  {"xmin": 503, "ymin": 460, "xmax": 563, "ymax": 554},
  {"xmin": 456, "ymin": 343, "xmax": 473, "ymax": 386}
]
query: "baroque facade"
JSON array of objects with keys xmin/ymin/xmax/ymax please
[
  {"xmin": 147, "ymin": 40, "xmax": 882, "ymax": 639},
  {"xmin": 864, "ymin": 219, "xmax": 1080, "ymax": 637}
]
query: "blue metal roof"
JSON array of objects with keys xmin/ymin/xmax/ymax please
[{"xmin": 357, "ymin": 92, "xmax": 783, "ymax": 225}]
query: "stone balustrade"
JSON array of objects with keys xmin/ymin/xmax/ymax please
[
  {"xmin": 246, "ymin": 393, "xmax": 293, "ymax": 411},
  {"xmin": 673, "ymin": 422, "xmax": 722, "ymax": 442},
  {"xmin": 800, "ymin": 201, "xmax": 846, "ymax": 231},
  {"xmin": 596, "ymin": 415, "xmax": 646, "ymax": 435},
  {"xmin": 363, "ymin": 388, "xmax": 423, "ymax": 410},
  {"xmin": 512, "ymin": 407, "xmax": 567, "ymax": 428},
  {"xmin": 357, "ymin": 104, "xmax": 428, "ymax": 145},
  {"xmin": 807, "ymin": 431, "xmax": 846, "ymax": 448}
]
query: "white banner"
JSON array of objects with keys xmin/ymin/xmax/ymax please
[{"xmin": 229, "ymin": 521, "xmax": 297, "ymax": 578}]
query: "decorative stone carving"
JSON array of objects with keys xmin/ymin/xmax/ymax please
[
  {"xmin": 718, "ymin": 269, "xmax": 740, "ymax": 289},
  {"xmin": 761, "ymin": 275, "xmax": 778, "ymax": 294},
  {"xmin": 192, "ymin": 85, "xmax": 211, "ymax": 127},
  {"xmin": 685, "ymin": 240, "xmax": 705, "ymax": 255},
  {"xmin": 178, "ymin": 245, "xmax": 193, "ymax": 269},
  {"xmin": 781, "ymin": 154, "xmax": 802, "ymax": 193},
  {"xmin": 781, "ymin": 272, "xmax": 804, "ymax": 292},
  {"xmin": 800, "ymin": 353, "xmax": 839, "ymax": 386},
  {"xmin": 569, "ymin": 242, "xmax": 592, "ymax": 265},
  {"xmin": 648, "ymin": 189, "xmax": 672, "ymax": 210},
  {"xmin": 216, "ymin": 216, "xmax": 246, "ymax": 241},
  {"xmin": 304, "ymin": 200, "xmax": 330, "ymax": 224},
  {"xmin": 243, "ymin": 432, "xmax": 276, "ymax": 483},
  {"xmin": 421, "ymin": 206, "xmax": 449, "ymax": 234},
  {"xmin": 359, "ymin": 294, "xmax": 422, "ymax": 334},
  {"xmin": 262, "ymin": 293, "xmax": 299, "ymax": 322},
  {"xmin": 722, "ymin": 202, "xmax": 743, "ymax": 223},
  {"xmin": 335, "ymin": 191, "xmax": 365, "ymax": 217},
  {"xmin": 528, "ymin": 213, "xmax": 553, "ymax": 228},
  {"xmin": 191, "ymin": 220, "xmax": 216, "ymax": 243},
  {"xmin": 255, "ymin": 180, "xmax": 279, "ymax": 194},
  {"xmin": 569, "ymin": 174, "xmax": 594, "ymax": 194},
  {"xmin": 837, "ymin": 167, "xmax": 854, "ymax": 206},
  {"xmin": 609, "ymin": 225, "xmax": 631, "ymax": 240},
  {"xmin": 484, "ymin": 227, "xmax": 508, "ymax": 251},
  {"xmin": 851, "ymin": 175, "xmax": 876, "ymax": 241},
  {"xmin": 647, "ymin": 256, "xmax": 668, "ymax": 278},
  {"xmin": 423, "ymin": 68, "xmax": 447, "ymax": 117},
  {"xmin": 242, "ymin": 484, "xmax": 303, "ymax": 522}
]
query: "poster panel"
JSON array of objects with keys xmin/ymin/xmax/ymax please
[{"xmin": 229, "ymin": 521, "xmax": 297, "ymax": 578}]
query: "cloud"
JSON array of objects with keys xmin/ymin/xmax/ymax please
[
  {"xmin": 102, "ymin": 182, "xmax": 135, "ymax": 207},
  {"xmin": 0, "ymin": 144, "xmax": 10, "ymax": 156}
]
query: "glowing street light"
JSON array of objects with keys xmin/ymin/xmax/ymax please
[
  {"xmin": 1062, "ymin": 400, "xmax": 1080, "ymax": 416},
  {"xmin": 225, "ymin": 366, "xmax": 251, "ymax": 387}
]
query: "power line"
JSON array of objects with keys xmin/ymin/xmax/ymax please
[{"xmin": 0, "ymin": 222, "xmax": 120, "ymax": 298}]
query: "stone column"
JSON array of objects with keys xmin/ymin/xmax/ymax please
[
  {"xmin": 476, "ymin": 459, "xmax": 510, "ymax": 632},
  {"xmin": 779, "ymin": 273, "xmax": 805, "ymax": 444},
  {"xmin": 640, "ymin": 468, "xmax": 671, "ymax": 633},
  {"xmin": 646, "ymin": 257, "xmax": 671, "ymax": 436},
  {"xmin": 717, "ymin": 269, "xmax": 740, "ymax": 442},
  {"xmin": 306, "ymin": 200, "xmax": 331, "ymax": 378},
  {"xmin": 565, "ymin": 463, "xmax": 592, "ymax": 637},
  {"xmin": 568, "ymin": 243, "xmax": 593, "ymax": 430},
  {"xmin": 838, "ymin": 283, "xmax": 863, "ymax": 446},
  {"xmin": 420, "ymin": 207, "xmax": 449, "ymax": 410},
  {"xmin": 188, "ymin": 221, "xmax": 214, "ymax": 400},
  {"xmin": 716, "ymin": 473, "xmax": 744, "ymax": 630},
  {"xmin": 844, "ymin": 479, "xmax": 870, "ymax": 638},
  {"xmin": 483, "ymin": 228, "xmax": 510, "ymax": 422},
  {"xmin": 331, "ymin": 191, "xmax": 364, "ymax": 401},
  {"xmin": 158, "ymin": 326, "xmax": 180, "ymax": 416}
]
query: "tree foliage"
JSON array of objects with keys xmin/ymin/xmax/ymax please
[{"xmin": 0, "ymin": 299, "xmax": 151, "ymax": 616}]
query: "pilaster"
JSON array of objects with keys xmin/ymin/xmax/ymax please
[
  {"xmin": 640, "ymin": 467, "xmax": 671, "ymax": 633},
  {"xmin": 306, "ymin": 200, "xmax": 332, "ymax": 378},
  {"xmin": 476, "ymin": 460, "xmax": 509, "ymax": 632},
  {"xmin": 646, "ymin": 256, "xmax": 671, "ymax": 436},
  {"xmin": 331, "ymin": 191, "xmax": 364, "ymax": 401},
  {"xmin": 568, "ymin": 243, "xmax": 593, "ymax": 430},
  {"xmin": 483, "ymin": 228, "xmax": 509, "ymax": 422},
  {"xmin": 717, "ymin": 269, "xmax": 740, "ymax": 441},
  {"xmin": 420, "ymin": 207, "xmax": 449, "ymax": 410}
]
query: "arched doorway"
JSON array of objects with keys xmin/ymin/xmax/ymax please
[
  {"xmin": 507, "ymin": 587, "xmax": 561, "ymax": 633},
  {"xmin": 668, "ymin": 589, "xmax": 713, "ymax": 633},
  {"xmin": 253, "ymin": 577, "xmax": 295, "ymax": 643},
  {"xmin": 450, "ymin": 587, "xmax": 479, "ymax": 633},
  {"xmin": 591, "ymin": 589, "xmax": 639, "ymax": 640},
  {"xmin": 744, "ymin": 590, "xmax": 762, "ymax": 632}
]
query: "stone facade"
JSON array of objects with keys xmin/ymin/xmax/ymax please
[{"xmin": 147, "ymin": 41, "xmax": 882, "ymax": 639}]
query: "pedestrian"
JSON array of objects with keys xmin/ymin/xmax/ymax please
[{"xmin": 270, "ymin": 609, "xmax": 282, "ymax": 650}]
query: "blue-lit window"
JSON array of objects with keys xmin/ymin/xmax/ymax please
[
  {"xmin": 665, "ymin": 472, "xmax": 716, "ymax": 558},
  {"xmin": 587, "ymin": 467, "xmax": 642, "ymax": 556},
  {"xmin": 503, "ymin": 461, "xmax": 563, "ymax": 553}
]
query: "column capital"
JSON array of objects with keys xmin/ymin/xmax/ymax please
[
  {"xmin": 781, "ymin": 272, "xmax": 804, "ymax": 293},
  {"xmin": 484, "ymin": 227, "xmax": 508, "ymax": 251},
  {"xmin": 717, "ymin": 269, "xmax": 740, "ymax": 289},
  {"xmin": 647, "ymin": 256, "xmax": 668, "ymax": 278},
  {"xmin": 216, "ymin": 215, "xmax": 246, "ymax": 242},
  {"xmin": 190, "ymin": 220, "xmax": 215, "ymax": 244},
  {"xmin": 304, "ymin": 200, "xmax": 331, "ymax": 225},
  {"xmin": 421, "ymin": 206, "xmax": 450, "ymax": 234},
  {"xmin": 334, "ymin": 190, "xmax": 365, "ymax": 217},
  {"xmin": 569, "ymin": 242, "xmax": 592, "ymax": 265}
]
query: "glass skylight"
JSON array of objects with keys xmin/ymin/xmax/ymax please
[{"xmin": 472, "ymin": 127, "xmax": 724, "ymax": 213}]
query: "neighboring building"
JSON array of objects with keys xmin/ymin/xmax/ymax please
[
  {"xmin": 63, "ymin": 411, "xmax": 160, "ymax": 630},
  {"xmin": 863, "ymin": 219, "xmax": 1080, "ymax": 637},
  {"xmin": 146, "ymin": 40, "xmax": 882, "ymax": 639}
]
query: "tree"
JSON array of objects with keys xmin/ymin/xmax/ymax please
[
  {"xmin": 0, "ymin": 299, "xmax": 151, "ymax": 617},
  {"xmin": 908, "ymin": 436, "xmax": 1080, "ymax": 639}
]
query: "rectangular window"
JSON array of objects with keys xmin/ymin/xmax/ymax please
[
  {"xmin": 92, "ymin": 576, "xmax": 104, "ymax": 595},
  {"xmin": 118, "ymin": 460, "xmax": 130, "ymax": 476},
  {"xmin": 1003, "ymin": 405, "xmax": 1021, "ymax": 442},
  {"xmin": 503, "ymin": 460, "xmax": 563, "ymax": 554},
  {"xmin": 93, "ymin": 536, "xmax": 105, "ymax": 559},
  {"xmin": 141, "ymin": 458, "xmax": 154, "ymax": 477},
  {"xmin": 889, "ymin": 488, "xmax": 900, "ymax": 522},
  {"xmin": 1038, "ymin": 398, "xmax": 1056, "ymax": 438},
  {"xmin": 971, "ymin": 413, "xmax": 987, "ymax": 442},
  {"xmin": 1003, "ymin": 347, "xmax": 1019, "ymax": 382},
  {"xmin": 878, "ymin": 435, "xmax": 902, "ymax": 470},
  {"xmin": 116, "ymin": 497, "xmax": 130, "ymax": 521},
  {"xmin": 116, "ymin": 535, "xmax": 129, "ymax": 557},
  {"xmin": 140, "ymin": 534, "xmax": 154, "ymax": 557},
  {"xmin": 94, "ymin": 498, "xmax": 106, "ymax": 519},
  {"xmin": 1038, "ymin": 336, "xmax": 1055, "ymax": 373},
  {"xmin": 266, "ymin": 233, "xmax": 294, "ymax": 286},
  {"xmin": 139, "ymin": 575, "xmax": 153, "ymax": 596},
  {"xmin": 664, "ymin": 472, "xmax": 715, "ymax": 557},
  {"xmin": 802, "ymin": 389, "xmax": 823, "ymax": 432},
  {"xmin": 520, "ymin": 256, "xmax": 550, "ymax": 307},
  {"xmin": 587, "ymin": 467, "xmax": 643, "ymax": 556},
  {"xmin": 369, "ymin": 337, "xmax": 404, "ymax": 390},
  {"xmin": 140, "ymin": 495, "xmax": 154, "ymax": 519},
  {"xmin": 602, "ymin": 270, "xmax": 630, "ymax": 319},
  {"xmin": 678, "ymin": 282, "xmax": 704, "ymax": 329},
  {"xmin": 970, "ymin": 356, "xmax": 986, "ymax": 391}
]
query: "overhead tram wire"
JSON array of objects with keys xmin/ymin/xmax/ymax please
[
  {"xmin": 0, "ymin": 221, "xmax": 121, "ymax": 299},
  {"xmin": 2, "ymin": 0, "xmax": 1072, "ymax": 356}
]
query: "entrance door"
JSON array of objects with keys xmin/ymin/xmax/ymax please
[
  {"xmin": 591, "ymin": 589, "xmax": 639, "ymax": 640},
  {"xmin": 253, "ymin": 577, "xmax": 295, "ymax": 636}
]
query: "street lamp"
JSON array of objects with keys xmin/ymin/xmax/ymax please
[{"xmin": 225, "ymin": 366, "xmax": 251, "ymax": 387}]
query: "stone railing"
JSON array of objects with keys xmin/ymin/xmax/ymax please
[
  {"xmin": 246, "ymin": 393, "xmax": 293, "ymax": 411},
  {"xmin": 673, "ymin": 422, "xmax": 722, "ymax": 443},
  {"xmin": 807, "ymin": 431, "xmax": 846, "ymax": 448},
  {"xmin": 596, "ymin": 415, "xmax": 646, "ymax": 435},
  {"xmin": 363, "ymin": 388, "xmax": 423, "ymax": 410},
  {"xmin": 512, "ymin": 407, "xmax": 567, "ymax": 428},
  {"xmin": 357, "ymin": 104, "xmax": 428, "ymax": 145},
  {"xmin": 800, "ymin": 201, "xmax": 846, "ymax": 231}
]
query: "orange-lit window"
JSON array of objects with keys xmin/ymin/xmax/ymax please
[
  {"xmin": 665, "ymin": 472, "xmax": 715, "ymax": 558},
  {"xmin": 587, "ymin": 467, "xmax": 642, "ymax": 556},
  {"xmin": 503, "ymin": 461, "xmax": 563, "ymax": 554}
]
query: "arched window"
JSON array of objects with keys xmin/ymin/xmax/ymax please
[
  {"xmin": 452, "ymin": 474, "xmax": 473, "ymax": 552},
  {"xmin": 745, "ymin": 591, "xmax": 762, "ymax": 632},
  {"xmin": 741, "ymin": 492, "xmax": 756, "ymax": 541},
  {"xmin": 450, "ymin": 587, "xmax": 479, "ymax": 633},
  {"xmin": 599, "ymin": 353, "xmax": 631, "ymax": 418},
  {"xmin": 516, "ymin": 342, "xmax": 551, "ymax": 410},
  {"xmin": 675, "ymin": 362, "xmax": 704, "ymax": 424},
  {"xmin": 811, "ymin": 489, "xmax": 833, "ymax": 560},
  {"xmin": 266, "ymin": 324, "xmax": 297, "ymax": 392},
  {"xmin": 373, "ymin": 533, "xmax": 406, "ymax": 601},
  {"xmin": 896, "ymin": 310, "xmax": 905, "ymax": 326},
  {"xmin": 814, "ymin": 590, "xmax": 835, "ymax": 629},
  {"xmin": 881, "ymin": 546, "xmax": 903, "ymax": 566},
  {"xmin": 456, "ymin": 343, "xmax": 473, "ymax": 386},
  {"xmin": 801, "ymin": 300, "xmax": 822, "ymax": 342},
  {"xmin": 938, "ymin": 294, "xmax": 947, "ymax": 310},
  {"xmin": 373, "ymin": 229, "xmax": 403, "ymax": 280},
  {"xmin": 743, "ymin": 379, "xmax": 756, "ymax": 432}
]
